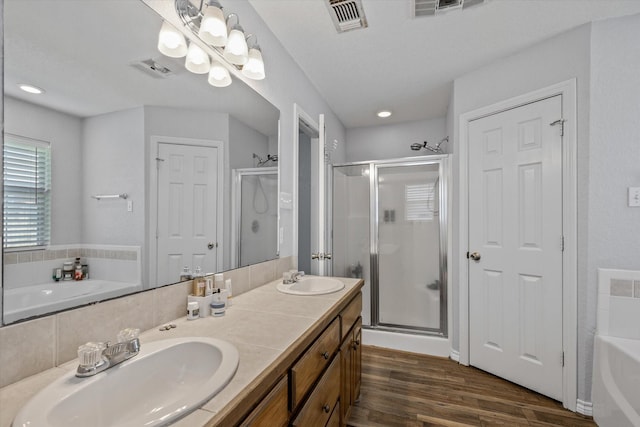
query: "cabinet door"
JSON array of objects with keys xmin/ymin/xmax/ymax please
[
  {"xmin": 240, "ymin": 376, "xmax": 288, "ymax": 427},
  {"xmin": 340, "ymin": 336, "xmax": 353, "ymax": 424},
  {"xmin": 352, "ymin": 320, "xmax": 362, "ymax": 403}
]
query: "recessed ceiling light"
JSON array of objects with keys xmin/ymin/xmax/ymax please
[
  {"xmin": 377, "ymin": 110, "xmax": 392, "ymax": 118},
  {"xmin": 19, "ymin": 84, "xmax": 45, "ymax": 94}
]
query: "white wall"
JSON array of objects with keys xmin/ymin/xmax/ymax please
[
  {"xmin": 346, "ymin": 118, "xmax": 447, "ymax": 162},
  {"xmin": 4, "ymin": 97, "xmax": 83, "ymax": 245},
  {"xmin": 588, "ymin": 11, "xmax": 640, "ymax": 397},
  {"xmin": 82, "ymin": 108, "xmax": 145, "ymax": 247},
  {"xmin": 229, "ymin": 116, "xmax": 269, "ymax": 169}
]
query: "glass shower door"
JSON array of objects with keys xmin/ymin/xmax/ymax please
[
  {"xmin": 374, "ymin": 162, "xmax": 444, "ymax": 332},
  {"xmin": 332, "ymin": 164, "xmax": 372, "ymax": 325}
]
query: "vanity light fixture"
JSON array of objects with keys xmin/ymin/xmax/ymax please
[
  {"xmin": 223, "ymin": 14, "xmax": 249, "ymax": 66},
  {"xmin": 157, "ymin": 21, "xmax": 188, "ymax": 58},
  {"xmin": 198, "ymin": 0, "xmax": 227, "ymax": 46},
  {"xmin": 19, "ymin": 84, "xmax": 45, "ymax": 94},
  {"xmin": 242, "ymin": 35, "xmax": 265, "ymax": 80},
  {"xmin": 377, "ymin": 110, "xmax": 392, "ymax": 118},
  {"xmin": 185, "ymin": 42, "xmax": 211, "ymax": 74},
  {"xmin": 208, "ymin": 61, "xmax": 232, "ymax": 87},
  {"xmin": 157, "ymin": 0, "xmax": 268, "ymax": 89}
]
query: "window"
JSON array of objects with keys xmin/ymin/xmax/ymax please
[
  {"xmin": 405, "ymin": 182, "xmax": 435, "ymax": 221},
  {"xmin": 3, "ymin": 134, "xmax": 51, "ymax": 250}
]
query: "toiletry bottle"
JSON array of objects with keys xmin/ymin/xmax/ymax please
[
  {"xmin": 63, "ymin": 262, "xmax": 73, "ymax": 280},
  {"xmin": 192, "ymin": 267, "xmax": 205, "ymax": 297},
  {"xmin": 74, "ymin": 257, "xmax": 83, "ymax": 281},
  {"xmin": 187, "ymin": 301, "xmax": 199, "ymax": 320},
  {"xmin": 214, "ymin": 273, "xmax": 224, "ymax": 291},
  {"xmin": 180, "ymin": 266, "xmax": 192, "ymax": 282},
  {"xmin": 225, "ymin": 278, "xmax": 233, "ymax": 307}
]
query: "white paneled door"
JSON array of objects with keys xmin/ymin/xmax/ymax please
[
  {"xmin": 156, "ymin": 142, "xmax": 220, "ymax": 285},
  {"xmin": 468, "ymin": 95, "xmax": 563, "ymax": 400}
]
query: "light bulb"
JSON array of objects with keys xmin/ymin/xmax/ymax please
[
  {"xmin": 199, "ymin": 4, "xmax": 227, "ymax": 46},
  {"xmin": 223, "ymin": 27, "xmax": 249, "ymax": 65},
  {"xmin": 208, "ymin": 61, "xmax": 232, "ymax": 87},
  {"xmin": 242, "ymin": 47, "xmax": 265, "ymax": 80},
  {"xmin": 185, "ymin": 43, "xmax": 211, "ymax": 74},
  {"xmin": 157, "ymin": 21, "xmax": 188, "ymax": 58}
]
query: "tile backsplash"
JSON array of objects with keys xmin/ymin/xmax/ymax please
[
  {"xmin": 0, "ymin": 256, "xmax": 292, "ymax": 388},
  {"xmin": 597, "ymin": 268, "xmax": 640, "ymax": 340}
]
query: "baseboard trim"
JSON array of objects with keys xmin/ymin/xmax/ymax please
[
  {"xmin": 450, "ymin": 349, "xmax": 460, "ymax": 362},
  {"xmin": 576, "ymin": 399, "xmax": 593, "ymax": 416}
]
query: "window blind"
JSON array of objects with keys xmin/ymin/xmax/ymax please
[
  {"xmin": 405, "ymin": 182, "xmax": 435, "ymax": 221},
  {"xmin": 3, "ymin": 135, "xmax": 51, "ymax": 249}
]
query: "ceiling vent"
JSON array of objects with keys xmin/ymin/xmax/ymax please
[
  {"xmin": 130, "ymin": 58, "xmax": 176, "ymax": 79},
  {"xmin": 413, "ymin": 0, "xmax": 486, "ymax": 17},
  {"xmin": 326, "ymin": 0, "xmax": 368, "ymax": 33}
]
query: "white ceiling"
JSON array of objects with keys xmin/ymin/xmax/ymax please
[
  {"xmin": 4, "ymin": 0, "xmax": 279, "ymax": 137},
  {"xmin": 249, "ymin": 0, "xmax": 640, "ymax": 129}
]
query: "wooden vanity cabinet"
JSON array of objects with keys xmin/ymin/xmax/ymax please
[
  {"xmin": 339, "ymin": 300, "xmax": 362, "ymax": 425},
  {"xmin": 236, "ymin": 290, "xmax": 363, "ymax": 427},
  {"xmin": 240, "ymin": 376, "xmax": 289, "ymax": 427}
]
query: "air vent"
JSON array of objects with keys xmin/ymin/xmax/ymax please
[
  {"xmin": 327, "ymin": 0, "xmax": 368, "ymax": 33},
  {"xmin": 413, "ymin": 0, "xmax": 486, "ymax": 17},
  {"xmin": 130, "ymin": 58, "xmax": 176, "ymax": 79}
]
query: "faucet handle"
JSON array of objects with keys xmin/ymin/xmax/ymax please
[
  {"xmin": 78, "ymin": 342, "xmax": 105, "ymax": 367},
  {"xmin": 117, "ymin": 328, "xmax": 140, "ymax": 343}
]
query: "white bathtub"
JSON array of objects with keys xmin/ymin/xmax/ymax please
[
  {"xmin": 592, "ymin": 334, "xmax": 640, "ymax": 427},
  {"xmin": 3, "ymin": 280, "xmax": 142, "ymax": 323}
]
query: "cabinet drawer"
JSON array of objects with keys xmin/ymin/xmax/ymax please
[
  {"xmin": 291, "ymin": 317, "xmax": 340, "ymax": 408},
  {"xmin": 240, "ymin": 376, "xmax": 288, "ymax": 427},
  {"xmin": 326, "ymin": 401, "xmax": 340, "ymax": 427},
  {"xmin": 292, "ymin": 356, "xmax": 341, "ymax": 427},
  {"xmin": 340, "ymin": 293, "xmax": 362, "ymax": 340}
]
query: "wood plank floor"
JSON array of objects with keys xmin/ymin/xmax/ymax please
[{"xmin": 347, "ymin": 346, "xmax": 597, "ymax": 427}]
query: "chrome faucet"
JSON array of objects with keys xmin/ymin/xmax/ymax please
[
  {"xmin": 283, "ymin": 270, "xmax": 305, "ymax": 284},
  {"xmin": 76, "ymin": 328, "xmax": 140, "ymax": 378}
]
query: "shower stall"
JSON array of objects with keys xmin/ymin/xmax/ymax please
[
  {"xmin": 332, "ymin": 156, "xmax": 448, "ymax": 337},
  {"xmin": 231, "ymin": 167, "xmax": 278, "ymax": 268}
]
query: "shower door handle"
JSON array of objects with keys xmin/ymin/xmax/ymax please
[
  {"xmin": 312, "ymin": 252, "xmax": 321, "ymax": 260},
  {"xmin": 469, "ymin": 251, "xmax": 481, "ymax": 261}
]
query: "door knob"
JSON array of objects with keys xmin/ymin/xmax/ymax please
[
  {"xmin": 207, "ymin": 242, "xmax": 217, "ymax": 250},
  {"xmin": 469, "ymin": 251, "xmax": 481, "ymax": 261}
]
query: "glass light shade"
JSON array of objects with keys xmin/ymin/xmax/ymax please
[
  {"xmin": 208, "ymin": 61, "xmax": 232, "ymax": 87},
  {"xmin": 198, "ymin": 5, "xmax": 227, "ymax": 46},
  {"xmin": 157, "ymin": 21, "xmax": 188, "ymax": 58},
  {"xmin": 223, "ymin": 28, "xmax": 249, "ymax": 65},
  {"xmin": 242, "ymin": 48, "xmax": 265, "ymax": 80},
  {"xmin": 185, "ymin": 43, "xmax": 211, "ymax": 74}
]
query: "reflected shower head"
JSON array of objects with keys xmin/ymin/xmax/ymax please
[
  {"xmin": 410, "ymin": 137, "xmax": 448, "ymax": 153},
  {"xmin": 410, "ymin": 142, "xmax": 425, "ymax": 151}
]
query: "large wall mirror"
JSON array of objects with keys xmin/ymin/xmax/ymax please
[{"xmin": 2, "ymin": 0, "xmax": 280, "ymax": 324}]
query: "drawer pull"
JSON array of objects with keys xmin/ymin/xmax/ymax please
[
  {"xmin": 323, "ymin": 404, "xmax": 331, "ymax": 413},
  {"xmin": 322, "ymin": 351, "xmax": 330, "ymax": 360}
]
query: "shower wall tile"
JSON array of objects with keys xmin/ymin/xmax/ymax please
[
  {"xmin": 610, "ymin": 279, "xmax": 633, "ymax": 297},
  {"xmin": 634, "ymin": 280, "xmax": 640, "ymax": 298}
]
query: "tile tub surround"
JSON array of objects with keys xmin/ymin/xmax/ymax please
[
  {"xmin": 0, "ymin": 256, "xmax": 293, "ymax": 388},
  {"xmin": 597, "ymin": 268, "xmax": 640, "ymax": 340},
  {"xmin": 0, "ymin": 275, "xmax": 363, "ymax": 427}
]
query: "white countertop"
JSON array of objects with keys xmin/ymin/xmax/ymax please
[{"xmin": 0, "ymin": 276, "xmax": 362, "ymax": 427}]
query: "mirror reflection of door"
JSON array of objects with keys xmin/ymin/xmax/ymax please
[{"xmin": 156, "ymin": 140, "xmax": 223, "ymax": 284}]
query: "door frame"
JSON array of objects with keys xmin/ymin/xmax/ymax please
[
  {"xmin": 148, "ymin": 135, "xmax": 224, "ymax": 287},
  {"xmin": 458, "ymin": 79, "xmax": 577, "ymax": 411},
  {"xmin": 292, "ymin": 104, "xmax": 325, "ymax": 274}
]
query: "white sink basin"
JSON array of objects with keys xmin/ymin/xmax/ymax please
[
  {"xmin": 277, "ymin": 276, "xmax": 345, "ymax": 295},
  {"xmin": 12, "ymin": 337, "xmax": 239, "ymax": 427}
]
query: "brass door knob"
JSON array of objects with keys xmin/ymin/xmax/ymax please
[{"xmin": 469, "ymin": 252, "xmax": 481, "ymax": 261}]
